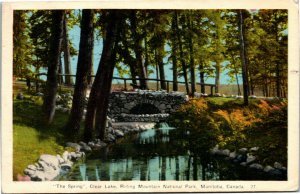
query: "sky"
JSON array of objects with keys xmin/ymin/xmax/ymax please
[{"xmin": 62, "ymin": 22, "xmax": 241, "ymax": 85}]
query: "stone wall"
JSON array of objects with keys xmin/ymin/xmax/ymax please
[{"xmin": 108, "ymin": 90, "xmax": 188, "ymax": 122}]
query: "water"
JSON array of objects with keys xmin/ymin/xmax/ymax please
[{"xmin": 59, "ymin": 123, "xmax": 279, "ymax": 181}]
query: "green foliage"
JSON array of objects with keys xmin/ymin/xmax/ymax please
[
  {"xmin": 170, "ymin": 98, "xmax": 287, "ymax": 165},
  {"xmin": 170, "ymin": 99, "xmax": 220, "ymax": 150}
]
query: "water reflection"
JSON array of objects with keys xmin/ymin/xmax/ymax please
[{"xmin": 59, "ymin": 123, "xmax": 275, "ymax": 181}]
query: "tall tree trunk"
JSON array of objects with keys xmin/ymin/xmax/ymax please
[
  {"xmin": 238, "ymin": 10, "xmax": 249, "ymax": 105},
  {"xmin": 187, "ymin": 12, "xmax": 196, "ymax": 97},
  {"xmin": 130, "ymin": 11, "xmax": 148, "ymax": 89},
  {"xmin": 199, "ymin": 63, "xmax": 205, "ymax": 94},
  {"xmin": 170, "ymin": 13, "xmax": 178, "ymax": 91},
  {"xmin": 175, "ymin": 11, "xmax": 189, "ymax": 94},
  {"xmin": 231, "ymin": 56, "xmax": 241, "ymax": 96},
  {"xmin": 157, "ymin": 46, "xmax": 166, "ymax": 90},
  {"xmin": 84, "ymin": 11, "xmax": 121, "ymax": 141},
  {"xmin": 144, "ymin": 37, "xmax": 149, "ymax": 75},
  {"xmin": 62, "ymin": 13, "xmax": 73, "ymax": 85},
  {"xmin": 43, "ymin": 10, "xmax": 64, "ymax": 124},
  {"xmin": 58, "ymin": 57, "xmax": 63, "ymax": 84},
  {"xmin": 66, "ymin": 10, "xmax": 94, "ymax": 138},
  {"xmin": 215, "ymin": 61, "xmax": 221, "ymax": 94}
]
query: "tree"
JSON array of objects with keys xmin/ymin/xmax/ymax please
[
  {"xmin": 129, "ymin": 10, "xmax": 148, "ymax": 89},
  {"xmin": 13, "ymin": 11, "xmax": 32, "ymax": 78},
  {"xmin": 62, "ymin": 12, "xmax": 74, "ymax": 85},
  {"xmin": 66, "ymin": 10, "xmax": 94, "ymax": 137},
  {"xmin": 84, "ymin": 10, "xmax": 123, "ymax": 141},
  {"xmin": 238, "ymin": 10, "xmax": 249, "ymax": 105},
  {"xmin": 43, "ymin": 10, "xmax": 64, "ymax": 124}
]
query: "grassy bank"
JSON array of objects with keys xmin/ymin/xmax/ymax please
[{"xmin": 13, "ymin": 96, "xmax": 72, "ymax": 180}]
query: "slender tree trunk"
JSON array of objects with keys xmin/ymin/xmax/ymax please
[
  {"xmin": 175, "ymin": 11, "xmax": 190, "ymax": 94},
  {"xmin": 231, "ymin": 55, "xmax": 241, "ymax": 96},
  {"xmin": 43, "ymin": 10, "xmax": 64, "ymax": 124},
  {"xmin": 187, "ymin": 12, "xmax": 196, "ymax": 97},
  {"xmin": 66, "ymin": 10, "xmax": 94, "ymax": 138},
  {"xmin": 170, "ymin": 13, "xmax": 178, "ymax": 91},
  {"xmin": 199, "ymin": 63, "xmax": 205, "ymax": 94},
  {"xmin": 130, "ymin": 11, "xmax": 148, "ymax": 89},
  {"xmin": 84, "ymin": 11, "xmax": 121, "ymax": 141},
  {"xmin": 238, "ymin": 10, "xmax": 249, "ymax": 105},
  {"xmin": 171, "ymin": 49, "xmax": 178, "ymax": 91},
  {"xmin": 62, "ymin": 13, "xmax": 73, "ymax": 85},
  {"xmin": 157, "ymin": 46, "xmax": 166, "ymax": 90},
  {"xmin": 215, "ymin": 61, "xmax": 220, "ymax": 94},
  {"xmin": 58, "ymin": 57, "xmax": 63, "ymax": 84}
]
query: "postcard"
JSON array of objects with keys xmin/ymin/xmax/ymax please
[{"xmin": 1, "ymin": 0, "xmax": 299, "ymax": 193}]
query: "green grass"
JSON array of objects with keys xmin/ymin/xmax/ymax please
[{"xmin": 13, "ymin": 95, "xmax": 73, "ymax": 180}]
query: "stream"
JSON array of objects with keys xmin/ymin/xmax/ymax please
[{"xmin": 59, "ymin": 123, "xmax": 276, "ymax": 181}]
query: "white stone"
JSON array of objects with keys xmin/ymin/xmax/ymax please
[
  {"xmin": 246, "ymin": 155, "xmax": 256, "ymax": 164},
  {"xmin": 249, "ymin": 163, "xmax": 264, "ymax": 170},
  {"xmin": 39, "ymin": 154, "xmax": 59, "ymax": 170},
  {"xmin": 274, "ymin": 162, "xmax": 282, "ymax": 169},
  {"xmin": 229, "ymin": 151, "xmax": 237, "ymax": 159},
  {"xmin": 264, "ymin": 165, "xmax": 274, "ymax": 173},
  {"xmin": 250, "ymin": 147, "xmax": 259, "ymax": 152}
]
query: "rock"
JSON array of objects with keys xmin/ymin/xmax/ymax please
[
  {"xmin": 236, "ymin": 154, "xmax": 247, "ymax": 163},
  {"xmin": 16, "ymin": 93, "xmax": 24, "ymax": 100},
  {"xmin": 268, "ymin": 169, "xmax": 283, "ymax": 177},
  {"xmin": 24, "ymin": 168, "xmax": 36, "ymax": 176},
  {"xmin": 246, "ymin": 155, "xmax": 256, "ymax": 164},
  {"xmin": 114, "ymin": 129, "xmax": 124, "ymax": 138},
  {"xmin": 27, "ymin": 164, "xmax": 37, "ymax": 171},
  {"xmin": 35, "ymin": 92, "xmax": 44, "ymax": 96},
  {"xmin": 62, "ymin": 151, "xmax": 69, "ymax": 162},
  {"xmin": 210, "ymin": 146, "xmax": 219, "ymax": 155},
  {"xmin": 106, "ymin": 133, "xmax": 116, "ymax": 142},
  {"xmin": 66, "ymin": 142, "xmax": 81, "ymax": 152},
  {"xmin": 229, "ymin": 151, "xmax": 237, "ymax": 159},
  {"xmin": 250, "ymin": 147, "xmax": 259, "ymax": 152},
  {"xmin": 214, "ymin": 93, "xmax": 222, "ymax": 97},
  {"xmin": 249, "ymin": 163, "xmax": 263, "ymax": 170},
  {"xmin": 79, "ymin": 141, "xmax": 87, "ymax": 147},
  {"xmin": 31, "ymin": 171, "xmax": 45, "ymax": 181},
  {"xmin": 264, "ymin": 165, "xmax": 274, "ymax": 173},
  {"xmin": 39, "ymin": 154, "xmax": 59, "ymax": 170},
  {"xmin": 238, "ymin": 148, "xmax": 248, "ymax": 154},
  {"xmin": 56, "ymin": 155, "xmax": 65, "ymax": 164},
  {"xmin": 88, "ymin": 142, "xmax": 95, "ymax": 147},
  {"xmin": 221, "ymin": 149, "xmax": 230, "ymax": 156},
  {"xmin": 249, "ymin": 95, "xmax": 257, "ymax": 99},
  {"xmin": 274, "ymin": 162, "xmax": 282, "ymax": 169},
  {"xmin": 240, "ymin": 162, "xmax": 247, "ymax": 167},
  {"xmin": 81, "ymin": 145, "xmax": 92, "ymax": 152},
  {"xmin": 69, "ymin": 152, "xmax": 78, "ymax": 160},
  {"xmin": 60, "ymin": 163, "xmax": 72, "ymax": 174}
]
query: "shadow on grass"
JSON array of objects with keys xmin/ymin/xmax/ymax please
[{"xmin": 13, "ymin": 99, "xmax": 75, "ymax": 145}]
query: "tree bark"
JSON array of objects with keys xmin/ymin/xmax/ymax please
[
  {"xmin": 157, "ymin": 46, "xmax": 166, "ymax": 90},
  {"xmin": 187, "ymin": 12, "xmax": 196, "ymax": 97},
  {"xmin": 238, "ymin": 10, "xmax": 249, "ymax": 105},
  {"xmin": 171, "ymin": 12, "xmax": 179, "ymax": 91},
  {"xmin": 199, "ymin": 63, "xmax": 205, "ymax": 94},
  {"xmin": 175, "ymin": 11, "xmax": 190, "ymax": 94},
  {"xmin": 130, "ymin": 11, "xmax": 148, "ymax": 89},
  {"xmin": 62, "ymin": 13, "xmax": 73, "ymax": 85},
  {"xmin": 215, "ymin": 61, "xmax": 221, "ymax": 94},
  {"xmin": 66, "ymin": 9, "xmax": 94, "ymax": 138},
  {"xmin": 43, "ymin": 10, "xmax": 64, "ymax": 124},
  {"xmin": 84, "ymin": 11, "xmax": 121, "ymax": 141}
]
